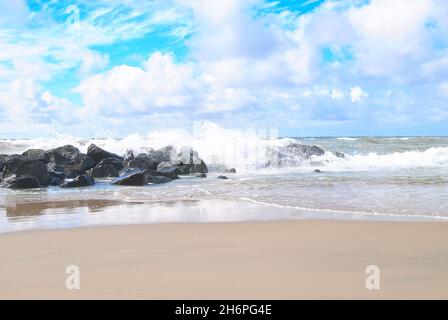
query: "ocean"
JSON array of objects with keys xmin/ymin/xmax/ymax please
[{"xmin": 1, "ymin": 126, "xmax": 448, "ymax": 232}]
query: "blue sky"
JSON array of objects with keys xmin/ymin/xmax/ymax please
[{"xmin": 0, "ymin": 0, "xmax": 448, "ymax": 138}]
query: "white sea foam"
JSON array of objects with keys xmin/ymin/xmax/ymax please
[
  {"xmin": 322, "ymin": 147, "xmax": 448, "ymax": 171},
  {"xmin": 336, "ymin": 137, "xmax": 358, "ymax": 141},
  {"xmin": 1, "ymin": 122, "xmax": 448, "ymax": 172}
]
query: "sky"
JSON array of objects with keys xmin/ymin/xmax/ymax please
[{"xmin": 0, "ymin": 0, "xmax": 448, "ymax": 138}]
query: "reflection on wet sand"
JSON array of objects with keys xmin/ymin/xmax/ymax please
[
  {"xmin": 0, "ymin": 199, "xmax": 299, "ymax": 233},
  {"xmin": 0, "ymin": 197, "xmax": 438, "ymax": 234},
  {"xmin": 3, "ymin": 200, "xmax": 128, "ymax": 218}
]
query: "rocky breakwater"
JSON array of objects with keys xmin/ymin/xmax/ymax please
[{"xmin": 0, "ymin": 144, "xmax": 209, "ymax": 189}]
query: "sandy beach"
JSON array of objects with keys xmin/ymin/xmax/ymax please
[{"xmin": 0, "ymin": 219, "xmax": 447, "ymax": 300}]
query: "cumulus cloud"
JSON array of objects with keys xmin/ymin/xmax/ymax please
[
  {"xmin": 350, "ymin": 87, "xmax": 368, "ymax": 103},
  {"xmin": 1, "ymin": 0, "xmax": 448, "ymax": 137},
  {"xmin": 77, "ymin": 53, "xmax": 199, "ymax": 116}
]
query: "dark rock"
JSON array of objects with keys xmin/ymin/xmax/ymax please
[
  {"xmin": 1, "ymin": 175, "xmax": 41, "ymax": 189},
  {"xmin": 22, "ymin": 149, "xmax": 46, "ymax": 158},
  {"xmin": 124, "ymin": 149, "xmax": 135, "ymax": 162},
  {"xmin": 47, "ymin": 163, "xmax": 65, "ymax": 174},
  {"xmin": 49, "ymin": 176, "xmax": 65, "ymax": 186},
  {"xmin": 91, "ymin": 164, "xmax": 119, "ymax": 178},
  {"xmin": 61, "ymin": 175, "xmax": 95, "ymax": 188},
  {"xmin": 314, "ymin": 169, "xmax": 323, "ymax": 173},
  {"xmin": 63, "ymin": 153, "xmax": 96, "ymax": 179},
  {"xmin": 119, "ymin": 167, "xmax": 141, "ymax": 176},
  {"xmin": 286, "ymin": 144, "xmax": 325, "ymax": 158},
  {"xmin": 147, "ymin": 176, "xmax": 173, "ymax": 184},
  {"xmin": 111, "ymin": 171, "xmax": 145, "ymax": 186},
  {"xmin": 43, "ymin": 145, "xmax": 95, "ymax": 178},
  {"xmin": 334, "ymin": 151, "xmax": 345, "ymax": 158},
  {"xmin": 173, "ymin": 147, "xmax": 208, "ymax": 174},
  {"xmin": 217, "ymin": 176, "xmax": 228, "ymax": 180},
  {"xmin": 157, "ymin": 161, "xmax": 176, "ymax": 171},
  {"xmin": 148, "ymin": 146, "xmax": 175, "ymax": 163},
  {"xmin": 196, "ymin": 173, "xmax": 207, "ymax": 178},
  {"xmin": 97, "ymin": 157, "xmax": 125, "ymax": 171},
  {"xmin": 265, "ymin": 143, "xmax": 326, "ymax": 167},
  {"xmin": 189, "ymin": 160, "xmax": 208, "ymax": 174},
  {"xmin": 2, "ymin": 155, "xmax": 50, "ymax": 186},
  {"xmin": 227, "ymin": 168, "xmax": 237, "ymax": 174},
  {"xmin": 128, "ymin": 154, "xmax": 158, "ymax": 171},
  {"xmin": 0, "ymin": 154, "xmax": 7, "ymax": 172},
  {"xmin": 155, "ymin": 167, "xmax": 181, "ymax": 179},
  {"xmin": 157, "ymin": 147, "xmax": 208, "ymax": 175},
  {"xmin": 49, "ymin": 171, "xmax": 66, "ymax": 180},
  {"xmin": 44, "ymin": 145, "xmax": 80, "ymax": 165},
  {"xmin": 87, "ymin": 144, "xmax": 123, "ymax": 166}
]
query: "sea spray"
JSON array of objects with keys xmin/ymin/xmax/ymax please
[{"xmin": 1, "ymin": 122, "xmax": 448, "ymax": 172}]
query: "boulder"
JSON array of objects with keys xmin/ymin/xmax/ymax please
[
  {"xmin": 0, "ymin": 175, "xmax": 41, "ymax": 189},
  {"xmin": 127, "ymin": 154, "xmax": 158, "ymax": 171},
  {"xmin": 217, "ymin": 176, "xmax": 228, "ymax": 180},
  {"xmin": 2, "ymin": 155, "xmax": 50, "ymax": 186},
  {"xmin": 61, "ymin": 175, "xmax": 95, "ymax": 188},
  {"xmin": 49, "ymin": 178, "xmax": 64, "ymax": 187},
  {"xmin": 285, "ymin": 143, "xmax": 325, "ymax": 159},
  {"xmin": 173, "ymin": 147, "xmax": 208, "ymax": 174},
  {"xmin": 43, "ymin": 145, "xmax": 95, "ymax": 178},
  {"xmin": 22, "ymin": 149, "xmax": 46, "ymax": 158},
  {"xmin": 63, "ymin": 153, "xmax": 96, "ymax": 178},
  {"xmin": 48, "ymin": 171, "xmax": 65, "ymax": 186},
  {"xmin": 111, "ymin": 171, "xmax": 145, "ymax": 186},
  {"xmin": 87, "ymin": 144, "xmax": 123, "ymax": 166},
  {"xmin": 91, "ymin": 164, "xmax": 119, "ymax": 179},
  {"xmin": 97, "ymin": 157, "xmax": 125, "ymax": 171},
  {"xmin": 0, "ymin": 154, "xmax": 7, "ymax": 172},
  {"xmin": 44, "ymin": 145, "xmax": 81, "ymax": 165},
  {"xmin": 196, "ymin": 173, "xmax": 207, "ymax": 178},
  {"xmin": 334, "ymin": 151, "xmax": 345, "ymax": 158},
  {"xmin": 154, "ymin": 167, "xmax": 181, "ymax": 180},
  {"xmin": 148, "ymin": 146, "xmax": 175, "ymax": 163},
  {"xmin": 49, "ymin": 171, "xmax": 65, "ymax": 180},
  {"xmin": 147, "ymin": 176, "xmax": 173, "ymax": 184},
  {"xmin": 119, "ymin": 167, "xmax": 142, "ymax": 177},
  {"xmin": 156, "ymin": 147, "xmax": 208, "ymax": 175},
  {"xmin": 124, "ymin": 149, "xmax": 135, "ymax": 162},
  {"xmin": 265, "ymin": 143, "xmax": 326, "ymax": 167}
]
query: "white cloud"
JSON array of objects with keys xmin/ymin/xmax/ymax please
[
  {"xmin": 350, "ymin": 86, "xmax": 368, "ymax": 103},
  {"xmin": 2, "ymin": 0, "xmax": 448, "ymax": 137},
  {"xmin": 331, "ymin": 89, "xmax": 345, "ymax": 100},
  {"xmin": 77, "ymin": 53, "xmax": 199, "ymax": 116},
  {"xmin": 348, "ymin": 0, "xmax": 435, "ymax": 78}
]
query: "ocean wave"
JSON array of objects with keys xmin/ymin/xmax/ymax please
[
  {"xmin": 336, "ymin": 137, "xmax": 358, "ymax": 141},
  {"xmin": 322, "ymin": 147, "xmax": 448, "ymax": 171},
  {"xmin": 240, "ymin": 197, "xmax": 448, "ymax": 221},
  {"xmin": 1, "ymin": 122, "xmax": 448, "ymax": 172}
]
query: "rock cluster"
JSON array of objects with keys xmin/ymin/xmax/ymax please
[{"xmin": 0, "ymin": 144, "xmax": 209, "ymax": 189}]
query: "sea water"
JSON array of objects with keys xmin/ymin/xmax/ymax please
[{"xmin": 1, "ymin": 123, "xmax": 448, "ymax": 232}]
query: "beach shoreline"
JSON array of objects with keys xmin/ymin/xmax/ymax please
[{"xmin": 1, "ymin": 219, "xmax": 447, "ymax": 300}]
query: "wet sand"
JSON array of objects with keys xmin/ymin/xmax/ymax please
[{"xmin": 0, "ymin": 219, "xmax": 447, "ymax": 299}]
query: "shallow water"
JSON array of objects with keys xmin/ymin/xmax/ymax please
[{"xmin": 1, "ymin": 135, "xmax": 448, "ymax": 232}]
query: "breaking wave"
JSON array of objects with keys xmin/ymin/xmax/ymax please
[{"xmin": 1, "ymin": 122, "xmax": 448, "ymax": 172}]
